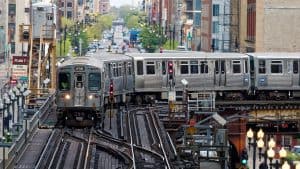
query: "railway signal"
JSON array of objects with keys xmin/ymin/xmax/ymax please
[
  {"xmin": 109, "ymin": 81, "xmax": 114, "ymax": 101},
  {"xmin": 168, "ymin": 61, "xmax": 174, "ymax": 80}
]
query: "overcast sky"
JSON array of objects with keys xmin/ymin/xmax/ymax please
[{"xmin": 110, "ymin": 0, "xmax": 139, "ymax": 7}]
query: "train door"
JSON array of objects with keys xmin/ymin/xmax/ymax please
[
  {"xmin": 123, "ymin": 62, "xmax": 128, "ymax": 90},
  {"xmin": 292, "ymin": 60, "xmax": 299, "ymax": 86},
  {"xmin": 74, "ymin": 73, "xmax": 85, "ymax": 106},
  {"xmin": 161, "ymin": 60, "xmax": 168, "ymax": 88},
  {"xmin": 214, "ymin": 60, "xmax": 226, "ymax": 86}
]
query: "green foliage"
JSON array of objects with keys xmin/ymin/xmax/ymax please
[
  {"xmin": 139, "ymin": 25, "xmax": 167, "ymax": 53},
  {"xmin": 61, "ymin": 17, "xmax": 75, "ymax": 29},
  {"xmin": 163, "ymin": 40, "xmax": 179, "ymax": 50},
  {"xmin": 286, "ymin": 151, "xmax": 300, "ymax": 161},
  {"xmin": 56, "ymin": 38, "xmax": 71, "ymax": 57},
  {"xmin": 126, "ymin": 15, "xmax": 140, "ymax": 29}
]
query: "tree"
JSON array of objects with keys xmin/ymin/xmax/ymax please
[
  {"xmin": 139, "ymin": 25, "xmax": 167, "ymax": 53},
  {"xmin": 126, "ymin": 15, "xmax": 139, "ymax": 29}
]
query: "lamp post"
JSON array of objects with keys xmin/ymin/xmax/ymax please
[
  {"xmin": 0, "ymin": 99, "xmax": 4, "ymax": 138},
  {"xmin": 8, "ymin": 90, "xmax": 16, "ymax": 124},
  {"xmin": 247, "ymin": 128, "xmax": 290, "ymax": 169},
  {"xmin": 4, "ymin": 94, "xmax": 11, "ymax": 133},
  {"xmin": 247, "ymin": 128, "xmax": 264, "ymax": 169},
  {"xmin": 13, "ymin": 86, "xmax": 20, "ymax": 123}
]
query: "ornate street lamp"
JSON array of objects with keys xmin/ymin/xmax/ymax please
[
  {"xmin": 0, "ymin": 99, "xmax": 4, "ymax": 138},
  {"xmin": 282, "ymin": 161, "xmax": 290, "ymax": 169},
  {"xmin": 247, "ymin": 128, "xmax": 264, "ymax": 169}
]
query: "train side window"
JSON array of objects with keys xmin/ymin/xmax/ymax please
[
  {"xmin": 215, "ymin": 61, "xmax": 219, "ymax": 74},
  {"xmin": 232, "ymin": 60, "xmax": 241, "ymax": 74},
  {"xmin": 146, "ymin": 61, "xmax": 155, "ymax": 75},
  {"xmin": 271, "ymin": 60, "xmax": 283, "ymax": 74},
  {"xmin": 118, "ymin": 63, "xmax": 122, "ymax": 76},
  {"xmin": 245, "ymin": 60, "xmax": 248, "ymax": 73},
  {"xmin": 200, "ymin": 61, "xmax": 208, "ymax": 74},
  {"xmin": 137, "ymin": 61, "xmax": 144, "ymax": 75},
  {"xmin": 259, "ymin": 60, "xmax": 266, "ymax": 74},
  {"xmin": 221, "ymin": 60, "xmax": 225, "ymax": 74},
  {"xmin": 128, "ymin": 62, "xmax": 132, "ymax": 75},
  {"xmin": 180, "ymin": 61, "xmax": 189, "ymax": 74},
  {"xmin": 112, "ymin": 63, "xmax": 117, "ymax": 77},
  {"xmin": 58, "ymin": 72, "xmax": 70, "ymax": 90},
  {"xmin": 162, "ymin": 61, "xmax": 166, "ymax": 75},
  {"xmin": 88, "ymin": 73, "xmax": 100, "ymax": 91},
  {"xmin": 190, "ymin": 60, "xmax": 199, "ymax": 74},
  {"xmin": 293, "ymin": 60, "xmax": 298, "ymax": 74}
]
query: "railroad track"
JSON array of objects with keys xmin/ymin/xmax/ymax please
[
  {"xmin": 47, "ymin": 129, "xmax": 89, "ymax": 169},
  {"xmin": 127, "ymin": 107, "xmax": 175, "ymax": 169}
]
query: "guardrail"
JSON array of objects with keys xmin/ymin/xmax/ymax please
[{"xmin": 3, "ymin": 91, "xmax": 56, "ymax": 169}]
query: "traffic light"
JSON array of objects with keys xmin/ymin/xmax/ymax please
[
  {"xmin": 168, "ymin": 61, "xmax": 174, "ymax": 80},
  {"xmin": 241, "ymin": 149, "xmax": 248, "ymax": 166}
]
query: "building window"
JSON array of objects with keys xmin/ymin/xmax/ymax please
[
  {"xmin": 67, "ymin": 11, "xmax": 72, "ymax": 18},
  {"xmin": 271, "ymin": 60, "xmax": 283, "ymax": 74},
  {"xmin": 282, "ymin": 136, "xmax": 292, "ymax": 148},
  {"xmin": 212, "ymin": 39, "xmax": 219, "ymax": 50},
  {"xmin": 10, "ymin": 42, "xmax": 15, "ymax": 54},
  {"xmin": 194, "ymin": 13, "xmax": 201, "ymax": 26},
  {"xmin": 232, "ymin": 60, "xmax": 241, "ymax": 74},
  {"xmin": 213, "ymin": 21, "xmax": 219, "ymax": 33},
  {"xmin": 67, "ymin": 2, "xmax": 72, "ymax": 7},
  {"xmin": 180, "ymin": 61, "xmax": 189, "ymax": 74},
  {"xmin": 146, "ymin": 61, "xmax": 155, "ymax": 75},
  {"xmin": 61, "ymin": 2, "xmax": 64, "ymax": 7},
  {"xmin": 213, "ymin": 4, "xmax": 219, "ymax": 16},
  {"xmin": 8, "ymin": 4, "xmax": 16, "ymax": 16}
]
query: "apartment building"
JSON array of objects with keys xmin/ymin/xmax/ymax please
[
  {"xmin": 0, "ymin": 0, "xmax": 7, "ymax": 61},
  {"xmin": 201, "ymin": 0, "xmax": 231, "ymax": 52},
  {"xmin": 99, "ymin": 0, "xmax": 110, "ymax": 14},
  {"xmin": 239, "ymin": 0, "xmax": 300, "ymax": 52}
]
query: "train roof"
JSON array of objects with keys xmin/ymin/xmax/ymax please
[
  {"xmin": 90, "ymin": 52, "xmax": 132, "ymax": 62},
  {"xmin": 247, "ymin": 53, "xmax": 300, "ymax": 59},
  {"xmin": 58, "ymin": 56, "xmax": 103, "ymax": 68},
  {"xmin": 126, "ymin": 52, "xmax": 248, "ymax": 60}
]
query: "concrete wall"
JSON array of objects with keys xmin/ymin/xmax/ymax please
[{"xmin": 260, "ymin": 0, "xmax": 300, "ymax": 52}]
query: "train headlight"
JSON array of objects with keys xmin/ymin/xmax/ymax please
[
  {"xmin": 88, "ymin": 95, "xmax": 93, "ymax": 100},
  {"xmin": 65, "ymin": 94, "xmax": 71, "ymax": 100}
]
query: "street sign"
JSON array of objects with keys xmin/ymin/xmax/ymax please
[{"xmin": 19, "ymin": 76, "xmax": 28, "ymax": 81}]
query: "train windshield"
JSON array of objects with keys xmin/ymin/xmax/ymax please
[
  {"xmin": 58, "ymin": 72, "xmax": 71, "ymax": 91},
  {"xmin": 88, "ymin": 73, "xmax": 101, "ymax": 91}
]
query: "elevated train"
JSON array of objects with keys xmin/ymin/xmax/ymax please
[{"xmin": 56, "ymin": 52, "xmax": 300, "ymax": 126}]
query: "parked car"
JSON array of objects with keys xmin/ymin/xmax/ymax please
[{"xmin": 292, "ymin": 145, "xmax": 300, "ymax": 155}]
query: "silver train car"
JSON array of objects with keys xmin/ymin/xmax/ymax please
[
  {"xmin": 56, "ymin": 52, "xmax": 300, "ymax": 126},
  {"xmin": 56, "ymin": 53, "xmax": 134, "ymax": 126},
  {"xmin": 128, "ymin": 52, "xmax": 251, "ymax": 101},
  {"xmin": 56, "ymin": 56, "xmax": 104, "ymax": 126},
  {"xmin": 249, "ymin": 53, "xmax": 300, "ymax": 100}
]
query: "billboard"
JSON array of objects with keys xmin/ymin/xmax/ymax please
[{"xmin": 12, "ymin": 56, "xmax": 29, "ymax": 80}]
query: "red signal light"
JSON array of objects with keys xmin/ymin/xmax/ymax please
[{"xmin": 168, "ymin": 61, "xmax": 173, "ymax": 74}]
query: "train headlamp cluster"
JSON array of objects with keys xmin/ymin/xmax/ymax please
[{"xmin": 88, "ymin": 95, "xmax": 93, "ymax": 100}]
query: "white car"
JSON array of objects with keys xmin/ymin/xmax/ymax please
[{"xmin": 292, "ymin": 145, "xmax": 300, "ymax": 155}]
